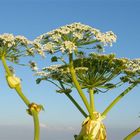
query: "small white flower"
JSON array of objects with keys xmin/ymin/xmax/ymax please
[
  {"xmin": 32, "ymin": 42, "xmax": 45, "ymax": 57},
  {"xmin": 35, "ymin": 71, "xmax": 50, "ymax": 77},
  {"xmin": 62, "ymin": 41, "xmax": 77, "ymax": 53},
  {"xmin": 126, "ymin": 59, "xmax": 140, "ymax": 72},
  {"xmin": 51, "ymin": 34, "xmax": 61, "ymax": 42},
  {"xmin": 43, "ymin": 42, "xmax": 55, "ymax": 53},
  {"xmin": 0, "ymin": 33, "xmax": 15, "ymax": 47},
  {"xmin": 43, "ymin": 64, "xmax": 62, "ymax": 71},
  {"xmin": 73, "ymin": 32, "xmax": 83, "ymax": 40},
  {"xmin": 15, "ymin": 35, "xmax": 31, "ymax": 45}
]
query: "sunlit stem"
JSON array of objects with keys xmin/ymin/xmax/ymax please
[
  {"xmin": 102, "ymin": 83, "xmax": 137, "ymax": 117},
  {"xmin": 88, "ymin": 88, "xmax": 96, "ymax": 112},
  {"xmin": 123, "ymin": 127, "xmax": 140, "ymax": 140},
  {"xmin": 1, "ymin": 56, "xmax": 40, "ymax": 140},
  {"xmin": 59, "ymin": 81, "xmax": 88, "ymax": 118},
  {"xmin": 69, "ymin": 53, "xmax": 94, "ymax": 119}
]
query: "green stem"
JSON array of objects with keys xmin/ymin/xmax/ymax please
[
  {"xmin": 1, "ymin": 57, "xmax": 12, "ymax": 75},
  {"xmin": 102, "ymin": 83, "xmax": 137, "ymax": 117},
  {"xmin": 66, "ymin": 94, "xmax": 88, "ymax": 118},
  {"xmin": 89, "ymin": 88, "xmax": 95, "ymax": 112},
  {"xmin": 15, "ymin": 86, "xmax": 30, "ymax": 106},
  {"xmin": 32, "ymin": 110, "xmax": 40, "ymax": 140},
  {"xmin": 1, "ymin": 56, "xmax": 40, "ymax": 140},
  {"xmin": 69, "ymin": 54, "xmax": 93, "ymax": 119},
  {"xmin": 59, "ymin": 81, "xmax": 88, "ymax": 118},
  {"xmin": 123, "ymin": 127, "xmax": 140, "ymax": 140}
]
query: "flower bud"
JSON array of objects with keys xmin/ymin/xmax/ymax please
[{"xmin": 6, "ymin": 76, "xmax": 21, "ymax": 89}]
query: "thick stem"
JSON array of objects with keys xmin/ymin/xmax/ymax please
[
  {"xmin": 102, "ymin": 83, "xmax": 137, "ymax": 117},
  {"xmin": 59, "ymin": 81, "xmax": 88, "ymax": 118},
  {"xmin": 1, "ymin": 57, "xmax": 40, "ymax": 140},
  {"xmin": 69, "ymin": 54, "xmax": 93, "ymax": 119},
  {"xmin": 123, "ymin": 127, "xmax": 140, "ymax": 140},
  {"xmin": 89, "ymin": 88, "xmax": 96, "ymax": 112}
]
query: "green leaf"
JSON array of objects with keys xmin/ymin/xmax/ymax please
[
  {"xmin": 36, "ymin": 78, "xmax": 42, "ymax": 84},
  {"xmin": 51, "ymin": 56, "xmax": 58, "ymax": 62},
  {"xmin": 56, "ymin": 89, "xmax": 65, "ymax": 94},
  {"xmin": 104, "ymin": 83, "xmax": 116, "ymax": 89},
  {"xmin": 56, "ymin": 88, "xmax": 72, "ymax": 94}
]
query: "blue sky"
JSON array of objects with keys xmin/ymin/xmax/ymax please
[{"xmin": 0, "ymin": 0, "xmax": 140, "ymax": 140}]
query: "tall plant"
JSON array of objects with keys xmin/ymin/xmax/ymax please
[
  {"xmin": 0, "ymin": 34, "xmax": 43, "ymax": 140},
  {"xmin": 29, "ymin": 23, "xmax": 139, "ymax": 140}
]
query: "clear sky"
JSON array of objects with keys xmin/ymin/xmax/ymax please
[{"xmin": 0, "ymin": 0, "xmax": 140, "ymax": 140}]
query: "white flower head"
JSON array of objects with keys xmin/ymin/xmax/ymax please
[
  {"xmin": 96, "ymin": 31, "xmax": 117, "ymax": 46},
  {"xmin": 30, "ymin": 42, "xmax": 45, "ymax": 57},
  {"xmin": 43, "ymin": 42, "xmax": 55, "ymax": 53},
  {"xmin": 61, "ymin": 41, "xmax": 77, "ymax": 54},
  {"xmin": 0, "ymin": 33, "xmax": 15, "ymax": 47},
  {"xmin": 0, "ymin": 33, "xmax": 32, "ymax": 63},
  {"xmin": 35, "ymin": 22, "xmax": 117, "ymax": 54}
]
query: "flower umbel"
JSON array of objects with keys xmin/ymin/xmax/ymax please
[
  {"xmin": 34, "ymin": 53, "xmax": 127, "ymax": 92},
  {"xmin": 0, "ymin": 33, "xmax": 31, "ymax": 63},
  {"xmin": 34, "ymin": 23, "xmax": 117, "ymax": 54}
]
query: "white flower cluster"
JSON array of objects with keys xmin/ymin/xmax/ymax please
[
  {"xmin": 0, "ymin": 33, "xmax": 33, "ymax": 62},
  {"xmin": 15, "ymin": 35, "xmax": 31, "ymax": 46},
  {"xmin": 26, "ymin": 42, "xmax": 45, "ymax": 57},
  {"xmin": 35, "ymin": 71, "xmax": 51, "ymax": 78},
  {"xmin": 46, "ymin": 22, "xmax": 99, "ymax": 37},
  {"xmin": 0, "ymin": 33, "xmax": 15, "ymax": 47},
  {"xmin": 34, "ymin": 64, "xmax": 66, "ymax": 80},
  {"xmin": 96, "ymin": 31, "xmax": 117, "ymax": 46},
  {"xmin": 42, "ymin": 64, "xmax": 62, "ymax": 71},
  {"xmin": 43, "ymin": 42, "xmax": 55, "ymax": 53},
  {"xmin": 61, "ymin": 41, "xmax": 77, "ymax": 53},
  {"xmin": 32, "ymin": 42, "xmax": 45, "ymax": 57},
  {"xmin": 126, "ymin": 59, "xmax": 140, "ymax": 72},
  {"xmin": 0, "ymin": 33, "xmax": 30, "ymax": 48},
  {"xmin": 34, "ymin": 23, "xmax": 117, "ymax": 54}
]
